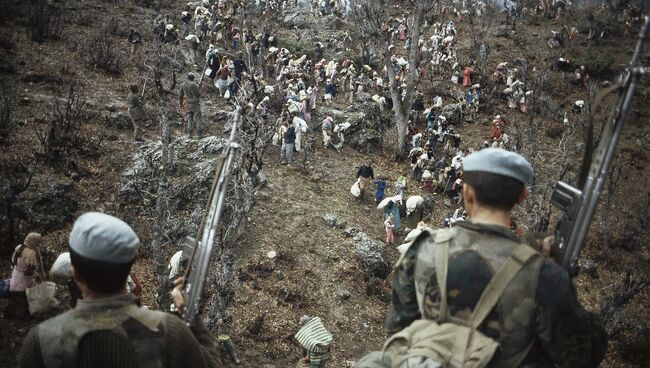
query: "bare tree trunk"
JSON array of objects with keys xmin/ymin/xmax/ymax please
[
  {"xmin": 152, "ymin": 43, "xmax": 173, "ymax": 310},
  {"xmin": 383, "ymin": 3, "xmax": 428, "ymax": 159}
]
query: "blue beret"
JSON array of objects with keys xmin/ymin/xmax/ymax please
[
  {"xmin": 69, "ymin": 212, "xmax": 140, "ymax": 263},
  {"xmin": 463, "ymin": 148, "xmax": 533, "ymax": 184}
]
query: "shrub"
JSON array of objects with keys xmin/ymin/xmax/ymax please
[
  {"xmin": 35, "ymin": 84, "xmax": 93, "ymax": 162},
  {"xmin": 27, "ymin": 0, "xmax": 65, "ymax": 42},
  {"xmin": 576, "ymin": 47, "xmax": 615, "ymax": 76},
  {"xmin": 85, "ymin": 33, "xmax": 124, "ymax": 76},
  {"xmin": 275, "ymin": 34, "xmax": 317, "ymax": 60},
  {"xmin": 0, "ymin": 87, "xmax": 17, "ymax": 140},
  {"xmin": 104, "ymin": 16, "xmax": 129, "ymax": 38}
]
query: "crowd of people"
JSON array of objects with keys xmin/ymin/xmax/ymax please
[{"xmin": 4, "ymin": 0, "xmax": 646, "ymax": 367}]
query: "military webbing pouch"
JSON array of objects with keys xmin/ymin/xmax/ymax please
[{"xmin": 381, "ymin": 229, "xmax": 539, "ymax": 368}]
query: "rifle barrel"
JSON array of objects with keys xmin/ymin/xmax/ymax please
[{"xmin": 182, "ymin": 108, "xmax": 242, "ymax": 325}]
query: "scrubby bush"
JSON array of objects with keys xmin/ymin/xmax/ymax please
[
  {"xmin": 35, "ymin": 84, "xmax": 94, "ymax": 162},
  {"xmin": 275, "ymin": 34, "xmax": 317, "ymax": 59},
  {"xmin": 27, "ymin": 0, "xmax": 65, "ymax": 42},
  {"xmin": 576, "ymin": 47, "xmax": 615, "ymax": 76},
  {"xmin": 104, "ymin": 16, "xmax": 129, "ymax": 38},
  {"xmin": 85, "ymin": 33, "xmax": 124, "ymax": 76},
  {"xmin": 0, "ymin": 88, "xmax": 17, "ymax": 140}
]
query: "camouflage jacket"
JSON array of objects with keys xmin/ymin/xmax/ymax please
[
  {"xmin": 179, "ymin": 81, "xmax": 201, "ymax": 109},
  {"xmin": 386, "ymin": 221, "xmax": 607, "ymax": 368}
]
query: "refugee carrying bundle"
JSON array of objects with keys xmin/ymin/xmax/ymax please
[
  {"xmin": 356, "ymin": 229, "xmax": 538, "ymax": 368},
  {"xmin": 295, "ymin": 317, "xmax": 333, "ymax": 364},
  {"xmin": 288, "ymin": 103, "xmax": 300, "ymax": 114}
]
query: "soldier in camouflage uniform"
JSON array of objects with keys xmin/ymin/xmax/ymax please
[
  {"xmin": 383, "ymin": 148, "xmax": 607, "ymax": 367},
  {"xmin": 179, "ymin": 72, "xmax": 203, "ymax": 137},
  {"xmin": 127, "ymin": 84, "xmax": 147, "ymax": 143}
]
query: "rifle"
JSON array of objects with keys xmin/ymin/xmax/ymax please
[
  {"xmin": 198, "ymin": 56, "xmax": 210, "ymax": 88},
  {"xmin": 180, "ymin": 107, "xmax": 242, "ymax": 326},
  {"xmin": 550, "ymin": 16, "xmax": 649, "ymax": 275}
]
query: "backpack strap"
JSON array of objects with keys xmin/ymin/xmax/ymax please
[
  {"xmin": 469, "ymin": 243, "xmax": 538, "ymax": 329},
  {"xmin": 432, "ymin": 228, "xmax": 453, "ymax": 322},
  {"xmin": 412, "ymin": 228, "xmax": 452, "ymax": 321}
]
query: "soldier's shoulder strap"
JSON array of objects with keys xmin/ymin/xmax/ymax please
[{"xmin": 408, "ymin": 227, "xmax": 454, "ymax": 320}]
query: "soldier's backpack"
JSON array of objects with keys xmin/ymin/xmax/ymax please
[{"xmin": 372, "ymin": 229, "xmax": 539, "ymax": 368}]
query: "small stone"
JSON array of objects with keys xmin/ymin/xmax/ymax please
[
  {"xmin": 323, "ymin": 213, "xmax": 337, "ymax": 227},
  {"xmin": 343, "ymin": 227, "xmax": 360, "ymax": 237},
  {"xmin": 338, "ymin": 289, "xmax": 351, "ymax": 300},
  {"xmin": 325, "ymin": 247, "xmax": 340, "ymax": 262},
  {"xmin": 583, "ymin": 260, "xmax": 598, "ymax": 278}
]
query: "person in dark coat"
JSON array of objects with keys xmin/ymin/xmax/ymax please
[{"xmin": 282, "ymin": 125, "xmax": 296, "ymax": 165}]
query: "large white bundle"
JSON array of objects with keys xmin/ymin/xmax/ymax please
[
  {"xmin": 288, "ymin": 102, "xmax": 300, "ymax": 114},
  {"xmin": 377, "ymin": 195, "xmax": 403, "ymax": 209},
  {"xmin": 406, "ymin": 195, "xmax": 424, "ymax": 215},
  {"xmin": 404, "ymin": 228, "xmax": 423, "ymax": 243},
  {"xmin": 49, "ymin": 252, "xmax": 71, "ymax": 282},
  {"xmin": 293, "ymin": 117, "xmax": 308, "ymax": 132},
  {"xmin": 350, "ymin": 179, "xmax": 361, "ymax": 197},
  {"xmin": 26, "ymin": 282, "xmax": 59, "ymax": 315},
  {"xmin": 333, "ymin": 122, "xmax": 351, "ymax": 133}
]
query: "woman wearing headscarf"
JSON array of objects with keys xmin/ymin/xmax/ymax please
[{"xmin": 5, "ymin": 233, "xmax": 41, "ymax": 317}]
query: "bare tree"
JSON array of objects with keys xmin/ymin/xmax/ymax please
[
  {"xmin": 85, "ymin": 31, "xmax": 125, "ymax": 76},
  {"xmin": 467, "ymin": 3, "xmax": 499, "ymax": 67},
  {"xmin": 149, "ymin": 42, "xmax": 175, "ymax": 309},
  {"xmin": 352, "ymin": 0, "xmax": 439, "ymax": 159},
  {"xmin": 27, "ymin": 0, "xmax": 65, "ymax": 42},
  {"xmin": 0, "ymin": 85, "xmax": 17, "ymax": 141},
  {"xmin": 201, "ymin": 87, "xmax": 274, "ymax": 333},
  {"xmin": 34, "ymin": 84, "xmax": 93, "ymax": 162},
  {"xmin": 600, "ymin": 272, "xmax": 650, "ymax": 324},
  {"xmin": 510, "ymin": 58, "xmax": 579, "ymax": 232}
]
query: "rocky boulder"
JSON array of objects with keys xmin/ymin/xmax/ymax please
[
  {"xmin": 103, "ymin": 111, "xmax": 132, "ymax": 130},
  {"xmin": 119, "ymin": 135, "xmax": 228, "ymax": 239},
  {"xmin": 16, "ymin": 178, "xmax": 78, "ymax": 235},
  {"xmin": 441, "ymin": 103, "xmax": 463, "ymax": 125},
  {"xmin": 319, "ymin": 104, "xmax": 385, "ymax": 154},
  {"xmin": 352, "ymin": 232, "xmax": 390, "ymax": 279},
  {"xmin": 282, "ymin": 9, "xmax": 311, "ymax": 29}
]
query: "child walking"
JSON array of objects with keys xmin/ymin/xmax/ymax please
[{"xmin": 385, "ymin": 214, "xmax": 395, "ymax": 245}]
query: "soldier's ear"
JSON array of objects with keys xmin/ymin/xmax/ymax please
[
  {"xmin": 462, "ymin": 183, "xmax": 475, "ymax": 208},
  {"xmin": 71, "ymin": 265, "xmax": 84, "ymax": 285},
  {"xmin": 517, "ymin": 186, "xmax": 528, "ymax": 204}
]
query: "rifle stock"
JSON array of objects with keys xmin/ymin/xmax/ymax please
[
  {"xmin": 180, "ymin": 108, "xmax": 242, "ymax": 326},
  {"xmin": 551, "ymin": 16, "xmax": 649, "ymax": 275}
]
